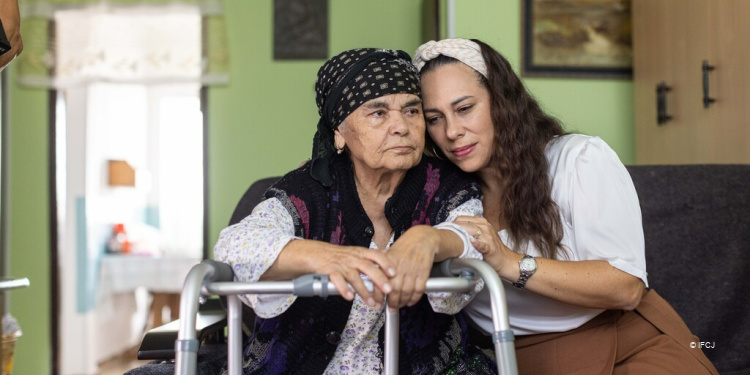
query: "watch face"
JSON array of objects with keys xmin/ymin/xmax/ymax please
[{"xmin": 520, "ymin": 257, "xmax": 537, "ymax": 272}]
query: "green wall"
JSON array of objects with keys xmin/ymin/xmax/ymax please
[
  {"xmin": 450, "ymin": 1, "xmax": 635, "ymax": 162},
  {"xmin": 7, "ymin": 68, "xmax": 51, "ymax": 373},
  {"xmin": 6, "ymin": 1, "xmax": 633, "ymax": 374}
]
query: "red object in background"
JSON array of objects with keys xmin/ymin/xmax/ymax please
[{"xmin": 108, "ymin": 223, "xmax": 132, "ymax": 254}]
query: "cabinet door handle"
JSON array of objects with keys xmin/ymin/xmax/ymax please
[
  {"xmin": 702, "ymin": 60, "xmax": 716, "ymax": 108},
  {"xmin": 656, "ymin": 82, "xmax": 672, "ymax": 125}
]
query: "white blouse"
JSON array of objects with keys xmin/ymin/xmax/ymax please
[
  {"xmin": 464, "ymin": 134, "xmax": 648, "ymax": 336},
  {"xmin": 214, "ymin": 196, "xmax": 484, "ymax": 374}
]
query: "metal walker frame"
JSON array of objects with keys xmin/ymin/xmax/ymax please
[{"xmin": 173, "ymin": 258, "xmax": 518, "ymax": 375}]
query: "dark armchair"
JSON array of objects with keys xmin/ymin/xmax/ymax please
[{"xmin": 626, "ymin": 165, "xmax": 750, "ymax": 375}]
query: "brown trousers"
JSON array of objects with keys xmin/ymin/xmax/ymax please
[{"xmin": 512, "ymin": 290, "xmax": 719, "ymax": 375}]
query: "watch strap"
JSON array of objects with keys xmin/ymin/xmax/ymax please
[{"xmin": 512, "ymin": 254, "xmax": 535, "ymax": 289}]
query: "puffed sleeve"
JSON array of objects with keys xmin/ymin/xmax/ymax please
[
  {"xmin": 213, "ymin": 197, "xmax": 301, "ymax": 318},
  {"xmin": 568, "ymin": 137, "xmax": 649, "ymax": 286}
]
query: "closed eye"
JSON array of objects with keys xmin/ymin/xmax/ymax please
[
  {"xmin": 425, "ymin": 115, "xmax": 443, "ymax": 125},
  {"xmin": 457, "ymin": 105, "xmax": 473, "ymax": 114}
]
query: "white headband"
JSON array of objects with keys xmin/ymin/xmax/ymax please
[{"xmin": 413, "ymin": 38, "xmax": 488, "ymax": 78}]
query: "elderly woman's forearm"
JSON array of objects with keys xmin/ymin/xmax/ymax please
[
  {"xmin": 432, "ymin": 227, "xmax": 466, "ymax": 262},
  {"xmin": 259, "ymin": 239, "xmax": 321, "ymax": 280},
  {"xmin": 213, "ymin": 198, "xmax": 298, "ymax": 280}
]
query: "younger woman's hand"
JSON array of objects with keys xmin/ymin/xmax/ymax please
[{"xmin": 454, "ymin": 216, "xmax": 513, "ymax": 275}]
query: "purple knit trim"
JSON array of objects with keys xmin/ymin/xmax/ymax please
[
  {"xmin": 330, "ymin": 211, "xmax": 344, "ymax": 245},
  {"xmin": 413, "ymin": 164, "xmax": 441, "ymax": 226},
  {"xmin": 289, "ymin": 195, "xmax": 310, "ymax": 237}
]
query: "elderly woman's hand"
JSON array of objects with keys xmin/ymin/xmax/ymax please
[
  {"xmin": 310, "ymin": 245, "xmax": 396, "ymax": 309},
  {"xmin": 383, "ymin": 226, "xmax": 441, "ymax": 308},
  {"xmin": 454, "ymin": 216, "xmax": 514, "ymax": 275}
]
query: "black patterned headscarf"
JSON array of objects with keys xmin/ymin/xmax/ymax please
[{"xmin": 310, "ymin": 48, "xmax": 421, "ymax": 186}]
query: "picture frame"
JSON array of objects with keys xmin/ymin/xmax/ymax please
[
  {"xmin": 521, "ymin": 0, "xmax": 633, "ymax": 79},
  {"xmin": 274, "ymin": 0, "xmax": 328, "ymax": 60}
]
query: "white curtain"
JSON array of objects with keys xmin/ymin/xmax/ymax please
[
  {"xmin": 54, "ymin": 4, "xmax": 202, "ymax": 87},
  {"xmin": 18, "ymin": 0, "xmax": 229, "ymax": 87}
]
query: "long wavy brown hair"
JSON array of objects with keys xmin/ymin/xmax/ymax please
[{"xmin": 420, "ymin": 39, "xmax": 567, "ymax": 260}]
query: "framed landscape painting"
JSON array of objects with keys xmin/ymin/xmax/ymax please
[{"xmin": 521, "ymin": 0, "xmax": 633, "ymax": 78}]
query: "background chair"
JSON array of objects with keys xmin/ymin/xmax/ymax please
[{"xmin": 228, "ymin": 177, "xmax": 281, "ymax": 226}]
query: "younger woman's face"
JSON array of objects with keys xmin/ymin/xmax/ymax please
[{"xmin": 420, "ymin": 63, "xmax": 495, "ymax": 173}]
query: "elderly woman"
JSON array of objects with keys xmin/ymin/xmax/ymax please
[{"xmin": 213, "ymin": 48, "xmax": 496, "ymax": 375}]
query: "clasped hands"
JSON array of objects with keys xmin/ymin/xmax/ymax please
[
  {"xmin": 316, "ymin": 225, "xmax": 440, "ymax": 310},
  {"xmin": 317, "ymin": 218, "xmax": 510, "ymax": 310}
]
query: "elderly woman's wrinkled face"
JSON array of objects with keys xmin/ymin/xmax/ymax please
[{"xmin": 334, "ymin": 93, "xmax": 425, "ymax": 175}]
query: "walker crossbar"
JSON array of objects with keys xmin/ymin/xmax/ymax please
[{"xmin": 174, "ymin": 258, "xmax": 518, "ymax": 375}]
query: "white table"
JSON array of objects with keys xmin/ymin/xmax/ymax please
[
  {"xmin": 99, "ymin": 255, "xmax": 201, "ymax": 294},
  {"xmin": 99, "ymin": 255, "xmax": 201, "ymax": 326}
]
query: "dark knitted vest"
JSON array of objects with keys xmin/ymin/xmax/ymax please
[{"xmin": 239, "ymin": 155, "xmax": 496, "ymax": 375}]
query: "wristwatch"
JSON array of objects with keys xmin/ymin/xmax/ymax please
[{"xmin": 512, "ymin": 254, "xmax": 537, "ymax": 289}]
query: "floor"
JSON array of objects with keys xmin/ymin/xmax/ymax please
[
  {"xmin": 98, "ymin": 292, "xmax": 180, "ymax": 374},
  {"xmin": 98, "ymin": 345, "xmax": 152, "ymax": 375}
]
